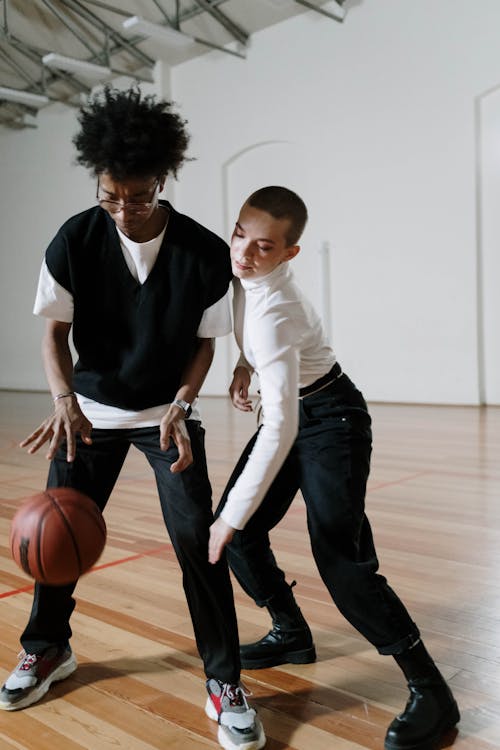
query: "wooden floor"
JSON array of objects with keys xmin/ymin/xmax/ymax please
[{"xmin": 0, "ymin": 390, "xmax": 499, "ymax": 750}]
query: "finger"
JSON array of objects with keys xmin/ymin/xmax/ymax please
[
  {"xmin": 170, "ymin": 443, "xmax": 193, "ymax": 473},
  {"xmin": 19, "ymin": 426, "xmax": 45, "ymax": 448},
  {"xmin": 81, "ymin": 421, "xmax": 93, "ymax": 445},
  {"xmin": 160, "ymin": 424, "xmax": 173, "ymax": 452},
  {"xmin": 45, "ymin": 424, "xmax": 65, "ymax": 461},
  {"xmin": 45, "ymin": 440, "xmax": 59, "ymax": 461},
  {"xmin": 232, "ymin": 393, "xmax": 246, "ymax": 408},
  {"xmin": 234, "ymin": 399, "xmax": 253, "ymax": 412},
  {"xmin": 169, "ymin": 422, "xmax": 193, "ymax": 471},
  {"xmin": 64, "ymin": 424, "xmax": 76, "ymax": 463},
  {"xmin": 25, "ymin": 427, "xmax": 54, "ymax": 455},
  {"xmin": 208, "ymin": 536, "xmax": 222, "ymax": 564}
]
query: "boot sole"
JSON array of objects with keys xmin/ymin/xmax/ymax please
[
  {"xmin": 384, "ymin": 700, "xmax": 460, "ymax": 750},
  {"xmin": 241, "ymin": 645, "xmax": 317, "ymax": 670}
]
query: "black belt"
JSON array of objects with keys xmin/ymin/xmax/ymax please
[{"xmin": 299, "ymin": 362, "xmax": 342, "ymax": 398}]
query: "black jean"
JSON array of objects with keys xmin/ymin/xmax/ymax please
[
  {"xmin": 21, "ymin": 421, "xmax": 241, "ymax": 683},
  {"xmin": 217, "ymin": 372, "xmax": 420, "ymax": 655}
]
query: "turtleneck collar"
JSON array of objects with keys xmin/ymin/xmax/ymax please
[{"xmin": 239, "ymin": 261, "xmax": 292, "ymax": 291}]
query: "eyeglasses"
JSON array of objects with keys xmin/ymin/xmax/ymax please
[{"xmin": 96, "ymin": 179, "xmax": 160, "ymax": 215}]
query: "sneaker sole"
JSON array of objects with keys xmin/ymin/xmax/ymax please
[
  {"xmin": 384, "ymin": 700, "xmax": 460, "ymax": 750},
  {"xmin": 0, "ymin": 653, "xmax": 78, "ymax": 711},
  {"xmin": 241, "ymin": 645, "xmax": 316, "ymax": 670},
  {"xmin": 205, "ymin": 697, "xmax": 266, "ymax": 750}
]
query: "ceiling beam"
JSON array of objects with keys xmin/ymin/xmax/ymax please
[
  {"xmin": 40, "ymin": 0, "xmax": 104, "ymax": 62},
  {"xmin": 150, "ymin": 0, "xmax": 172, "ymax": 25},
  {"xmin": 192, "ymin": 0, "xmax": 249, "ymax": 46},
  {"xmin": 4, "ymin": 34, "xmax": 92, "ymax": 94},
  {"xmin": 59, "ymin": 0, "xmax": 155, "ymax": 68},
  {"xmin": 294, "ymin": 0, "xmax": 345, "ymax": 22},
  {"xmin": 0, "ymin": 44, "xmax": 45, "ymax": 91}
]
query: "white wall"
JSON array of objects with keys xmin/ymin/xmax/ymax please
[
  {"xmin": 2, "ymin": 1, "xmax": 500, "ymax": 403},
  {"xmin": 479, "ymin": 85, "xmax": 500, "ymax": 404},
  {"xmin": 169, "ymin": 0, "xmax": 500, "ymax": 404},
  {"xmin": 0, "ymin": 73, "xmax": 168, "ymax": 392},
  {"xmin": 0, "ymin": 103, "xmax": 93, "ymax": 390}
]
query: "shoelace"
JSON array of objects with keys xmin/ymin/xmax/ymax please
[
  {"xmin": 17, "ymin": 652, "xmax": 37, "ymax": 671},
  {"xmin": 221, "ymin": 681, "xmax": 252, "ymax": 708}
]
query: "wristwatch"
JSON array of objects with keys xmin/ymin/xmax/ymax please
[{"xmin": 173, "ymin": 398, "xmax": 192, "ymax": 419}]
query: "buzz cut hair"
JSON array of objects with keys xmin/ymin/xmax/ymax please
[{"xmin": 246, "ymin": 186, "xmax": 308, "ymax": 246}]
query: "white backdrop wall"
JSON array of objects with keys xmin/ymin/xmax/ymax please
[
  {"xmin": 0, "ymin": 103, "xmax": 94, "ymax": 390},
  {"xmin": 169, "ymin": 0, "xmax": 500, "ymax": 404},
  {"xmin": 1, "ymin": 0, "xmax": 500, "ymax": 404},
  {"xmin": 0, "ymin": 72, "xmax": 168, "ymax": 392}
]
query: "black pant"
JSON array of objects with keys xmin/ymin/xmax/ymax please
[
  {"xmin": 21, "ymin": 421, "xmax": 241, "ymax": 683},
  {"xmin": 217, "ymin": 373, "xmax": 420, "ymax": 655}
]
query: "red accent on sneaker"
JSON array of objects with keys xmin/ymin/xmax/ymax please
[{"xmin": 210, "ymin": 692, "xmax": 223, "ymax": 716}]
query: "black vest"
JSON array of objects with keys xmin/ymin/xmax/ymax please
[{"xmin": 45, "ymin": 202, "xmax": 231, "ymax": 410}]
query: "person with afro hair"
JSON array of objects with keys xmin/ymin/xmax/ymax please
[{"xmin": 1, "ymin": 87, "xmax": 266, "ymax": 750}]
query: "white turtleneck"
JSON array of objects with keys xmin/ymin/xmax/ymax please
[{"xmin": 221, "ymin": 262, "xmax": 336, "ymax": 530}]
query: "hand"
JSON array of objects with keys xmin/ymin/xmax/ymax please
[
  {"xmin": 160, "ymin": 404, "xmax": 193, "ymax": 472},
  {"xmin": 229, "ymin": 367, "xmax": 253, "ymax": 412},
  {"xmin": 209, "ymin": 517, "xmax": 236, "ymax": 564},
  {"xmin": 20, "ymin": 397, "xmax": 92, "ymax": 463}
]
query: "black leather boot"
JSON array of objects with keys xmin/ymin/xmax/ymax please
[
  {"xmin": 385, "ymin": 641, "xmax": 460, "ymax": 750},
  {"xmin": 240, "ymin": 583, "xmax": 316, "ymax": 669}
]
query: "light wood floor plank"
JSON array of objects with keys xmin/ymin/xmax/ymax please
[{"xmin": 0, "ymin": 391, "xmax": 499, "ymax": 748}]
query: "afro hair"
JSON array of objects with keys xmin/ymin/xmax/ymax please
[{"xmin": 73, "ymin": 86, "xmax": 191, "ymax": 180}]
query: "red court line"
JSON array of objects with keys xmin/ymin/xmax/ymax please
[
  {"xmin": 368, "ymin": 470, "xmax": 430, "ymax": 492},
  {"xmin": 0, "ymin": 544, "xmax": 171, "ymax": 600}
]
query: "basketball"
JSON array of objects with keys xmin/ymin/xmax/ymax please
[{"xmin": 10, "ymin": 487, "xmax": 106, "ymax": 586}]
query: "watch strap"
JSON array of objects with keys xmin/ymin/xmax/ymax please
[{"xmin": 173, "ymin": 398, "xmax": 192, "ymax": 418}]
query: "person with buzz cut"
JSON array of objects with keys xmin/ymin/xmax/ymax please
[
  {"xmin": 208, "ymin": 185, "xmax": 460, "ymax": 750},
  {"xmin": 1, "ymin": 87, "xmax": 265, "ymax": 750}
]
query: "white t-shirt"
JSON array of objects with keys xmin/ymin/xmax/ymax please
[
  {"xmin": 34, "ymin": 222, "xmax": 232, "ymax": 428},
  {"xmin": 220, "ymin": 263, "xmax": 336, "ymax": 530}
]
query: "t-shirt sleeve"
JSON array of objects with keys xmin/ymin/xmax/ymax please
[
  {"xmin": 197, "ymin": 289, "xmax": 232, "ymax": 338},
  {"xmin": 33, "ymin": 259, "xmax": 74, "ymax": 323}
]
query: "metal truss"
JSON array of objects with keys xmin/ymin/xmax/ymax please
[{"xmin": 0, "ymin": 0, "xmax": 345, "ymax": 129}]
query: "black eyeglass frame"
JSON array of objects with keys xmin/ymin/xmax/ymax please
[{"xmin": 96, "ymin": 178, "xmax": 161, "ymax": 214}]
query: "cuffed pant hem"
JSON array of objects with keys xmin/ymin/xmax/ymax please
[{"xmin": 376, "ymin": 630, "xmax": 421, "ymax": 656}]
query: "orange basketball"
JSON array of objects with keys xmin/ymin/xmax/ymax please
[{"xmin": 10, "ymin": 487, "xmax": 106, "ymax": 585}]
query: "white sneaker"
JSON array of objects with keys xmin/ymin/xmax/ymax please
[
  {"xmin": 0, "ymin": 647, "xmax": 77, "ymax": 710},
  {"xmin": 205, "ymin": 678, "xmax": 266, "ymax": 750}
]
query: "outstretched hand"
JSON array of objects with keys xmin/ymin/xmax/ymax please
[
  {"xmin": 209, "ymin": 517, "xmax": 236, "ymax": 564},
  {"xmin": 229, "ymin": 367, "xmax": 253, "ymax": 412},
  {"xmin": 20, "ymin": 397, "xmax": 92, "ymax": 463},
  {"xmin": 160, "ymin": 404, "xmax": 193, "ymax": 472}
]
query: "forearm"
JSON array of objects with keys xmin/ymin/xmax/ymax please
[
  {"xmin": 175, "ymin": 337, "xmax": 215, "ymax": 404},
  {"xmin": 22, "ymin": 319, "xmax": 91, "ymax": 462},
  {"xmin": 41, "ymin": 322, "xmax": 74, "ymax": 398}
]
